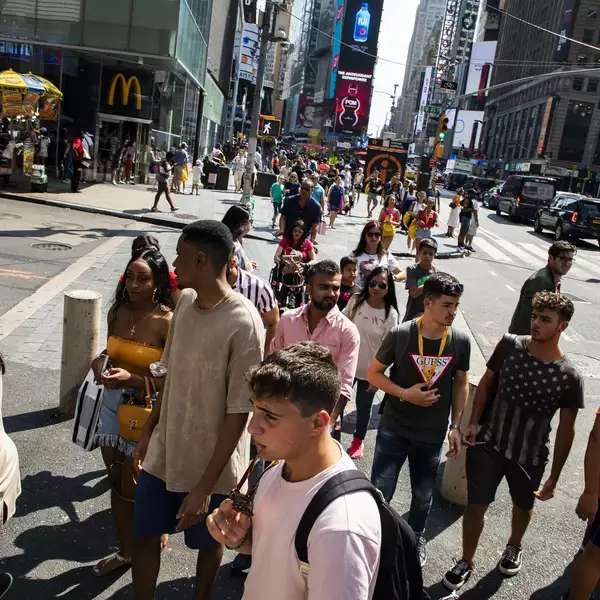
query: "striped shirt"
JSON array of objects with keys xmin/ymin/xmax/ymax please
[{"xmin": 234, "ymin": 269, "xmax": 277, "ymax": 315}]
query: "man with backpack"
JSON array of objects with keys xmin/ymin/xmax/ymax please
[{"xmin": 207, "ymin": 342, "xmax": 425, "ymax": 600}]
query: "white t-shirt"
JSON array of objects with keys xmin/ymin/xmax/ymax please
[
  {"xmin": 343, "ymin": 297, "xmax": 399, "ymax": 380},
  {"xmin": 243, "ymin": 444, "xmax": 381, "ymax": 600},
  {"xmin": 191, "ymin": 165, "xmax": 202, "ymax": 183},
  {"xmin": 38, "ymin": 136, "xmax": 50, "ymax": 157},
  {"xmin": 353, "ymin": 252, "xmax": 400, "ymax": 289}
]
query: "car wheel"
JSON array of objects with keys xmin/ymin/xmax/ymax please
[
  {"xmin": 555, "ymin": 223, "xmax": 564, "ymax": 241},
  {"xmin": 509, "ymin": 206, "xmax": 519, "ymax": 222},
  {"xmin": 533, "ymin": 215, "xmax": 543, "ymax": 233}
]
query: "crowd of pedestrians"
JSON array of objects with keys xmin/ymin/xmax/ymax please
[{"xmin": 0, "ymin": 149, "xmax": 594, "ymax": 600}]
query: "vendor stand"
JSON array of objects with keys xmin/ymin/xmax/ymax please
[{"xmin": 0, "ymin": 69, "xmax": 62, "ymax": 190}]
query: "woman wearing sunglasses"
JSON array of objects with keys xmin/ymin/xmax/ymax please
[
  {"xmin": 343, "ymin": 267, "xmax": 399, "ymax": 459},
  {"xmin": 352, "ymin": 220, "xmax": 405, "ymax": 289}
]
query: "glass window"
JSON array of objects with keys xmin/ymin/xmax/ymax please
[
  {"xmin": 588, "ymin": 79, "xmax": 599, "ymax": 93},
  {"xmin": 83, "ymin": 0, "xmax": 131, "ymax": 50},
  {"xmin": 560, "ymin": 101, "xmax": 593, "ymax": 162},
  {"xmin": 36, "ymin": 0, "xmax": 83, "ymax": 44},
  {"xmin": 130, "ymin": 0, "xmax": 178, "ymax": 56},
  {"xmin": 573, "ymin": 77, "xmax": 584, "ymax": 91},
  {"xmin": 176, "ymin": 0, "xmax": 207, "ymax": 83},
  {"xmin": 581, "ymin": 201, "xmax": 600, "ymax": 217},
  {"xmin": 522, "ymin": 181, "xmax": 556, "ymax": 201},
  {"xmin": 0, "ymin": 3, "xmax": 35, "ymax": 38}
]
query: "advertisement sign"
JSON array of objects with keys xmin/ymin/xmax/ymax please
[
  {"xmin": 242, "ymin": 0, "xmax": 258, "ymax": 24},
  {"xmin": 465, "ymin": 41, "xmax": 496, "ymax": 95},
  {"xmin": 447, "ymin": 109, "xmax": 484, "ymax": 149},
  {"xmin": 239, "ymin": 23, "xmax": 259, "ymax": 84},
  {"xmin": 365, "ymin": 138, "xmax": 408, "ymax": 181},
  {"xmin": 100, "ymin": 69, "xmax": 153, "ymax": 119},
  {"xmin": 329, "ymin": 0, "xmax": 346, "ymax": 98},
  {"xmin": 554, "ymin": 0, "xmax": 579, "ymax": 62},
  {"xmin": 537, "ymin": 96, "xmax": 556, "ymax": 156},
  {"xmin": 415, "ymin": 66, "xmax": 433, "ymax": 135},
  {"xmin": 334, "ymin": 72, "xmax": 372, "ymax": 134},
  {"xmin": 338, "ymin": 0, "xmax": 384, "ymax": 73},
  {"xmin": 297, "ymin": 94, "xmax": 316, "ymax": 129}
]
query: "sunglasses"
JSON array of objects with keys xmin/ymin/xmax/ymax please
[
  {"xmin": 369, "ymin": 281, "xmax": 388, "ymax": 290},
  {"xmin": 367, "ymin": 231, "xmax": 381, "ymax": 238}
]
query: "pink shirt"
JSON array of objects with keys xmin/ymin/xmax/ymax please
[{"xmin": 271, "ymin": 304, "xmax": 360, "ymax": 400}]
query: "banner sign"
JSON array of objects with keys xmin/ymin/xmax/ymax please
[{"xmin": 100, "ymin": 68, "xmax": 153, "ymax": 119}]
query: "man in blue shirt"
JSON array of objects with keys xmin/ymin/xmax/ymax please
[
  {"xmin": 171, "ymin": 142, "xmax": 189, "ymax": 193},
  {"xmin": 280, "ymin": 181, "xmax": 322, "ymax": 243},
  {"xmin": 310, "ymin": 174, "xmax": 325, "ymax": 212}
]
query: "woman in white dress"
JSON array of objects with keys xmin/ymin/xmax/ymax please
[
  {"xmin": 0, "ymin": 355, "xmax": 21, "ymax": 596},
  {"xmin": 447, "ymin": 187, "xmax": 463, "ymax": 237}
]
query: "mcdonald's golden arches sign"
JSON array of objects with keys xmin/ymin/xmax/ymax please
[{"xmin": 101, "ymin": 69, "xmax": 152, "ymax": 118}]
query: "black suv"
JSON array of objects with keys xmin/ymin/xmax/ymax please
[
  {"xmin": 534, "ymin": 193, "xmax": 600, "ymax": 245},
  {"xmin": 496, "ymin": 175, "xmax": 557, "ymax": 222}
]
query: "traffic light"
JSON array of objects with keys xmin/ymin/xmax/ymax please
[{"xmin": 437, "ymin": 113, "xmax": 449, "ymax": 142}]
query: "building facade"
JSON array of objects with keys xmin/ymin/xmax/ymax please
[
  {"xmin": 481, "ymin": 0, "xmax": 600, "ymax": 180},
  {"xmin": 391, "ymin": 0, "xmax": 446, "ymax": 140},
  {"xmin": 0, "ymin": 0, "xmax": 213, "ymax": 176}
]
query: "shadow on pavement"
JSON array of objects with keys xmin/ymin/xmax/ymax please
[
  {"xmin": 16, "ymin": 469, "xmax": 109, "ymax": 522},
  {"xmin": 3, "ymin": 406, "xmax": 68, "ymax": 434},
  {"xmin": 0, "ymin": 509, "xmax": 120, "ymax": 599},
  {"xmin": 529, "ymin": 562, "xmax": 571, "ymax": 599}
]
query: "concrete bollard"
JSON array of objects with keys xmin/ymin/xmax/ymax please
[
  {"xmin": 59, "ymin": 290, "xmax": 101, "ymax": 417},
  {"xmin": 439, "ymin": 380, "xmax": 479, "ymax": 506}
]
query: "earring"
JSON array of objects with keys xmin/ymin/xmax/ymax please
[{"xmin": 152, "ymin": 288, "xmax": 158, "ymax": 303}]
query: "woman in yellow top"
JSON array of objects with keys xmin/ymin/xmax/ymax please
[{"xmin": 91, "ymin": 248, "xmax": 173, "ymax": 576}]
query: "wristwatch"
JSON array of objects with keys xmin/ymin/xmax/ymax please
[{"xmin": 449, "ymin": 423, "xmax": 460, "ymax": 431}]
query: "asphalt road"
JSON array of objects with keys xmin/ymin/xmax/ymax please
[{"xmin": 0, "ymin": 193, "xmax": 598, "ymax": 599}]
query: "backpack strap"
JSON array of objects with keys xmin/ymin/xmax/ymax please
[{"xmin": 295, "ymin": 470, "xmax": 376, "ymax": 566}]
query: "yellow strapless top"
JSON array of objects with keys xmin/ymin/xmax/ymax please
[{"xmin": 107, "ymin": 335, "xmax": 163, "ymax": 374}]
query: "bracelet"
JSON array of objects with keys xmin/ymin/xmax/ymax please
[
  {"xmin": 226, "ymin": 530, "xmax": 250, "ymax": 551},
  {"xmin": 449, "ymin": 424, "xmax": 460, "ymax": 431}
]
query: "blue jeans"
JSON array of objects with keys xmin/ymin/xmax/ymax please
[
  {"xmin": 370, "ymin": 427, "xmax": 443, "ymax": 537},
  {"xmin": 354, "ymin": 379, "xmax": 377, "ymax": 440}
]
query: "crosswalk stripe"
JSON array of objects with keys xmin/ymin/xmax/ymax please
[
  {"xmin": 488, "ymin": 236, "xmax": 539, "ymax": 264},
  {"xmin": 473, "ymin": 237, "xmax": 511, "ymax": 262}
]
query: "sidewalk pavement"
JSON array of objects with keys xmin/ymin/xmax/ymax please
[{"xmin": 0, "ymin": 178, "xmax": 463, "ymax": 261}]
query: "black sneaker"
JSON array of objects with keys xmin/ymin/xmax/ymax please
[
  {"xmin": 498, "ymin": 544, "xmax": 522, "ymax": 576},
  {"xmin": 417, "ymin": 536, "xmax": 427, "ymax": 568},
  {"xmin": 443, "ymin": 559, "xmax": 473, "ymax": 591},
  {"xmin": 0, "ymin": 573, "xmax": 13, "ymax": 598}
]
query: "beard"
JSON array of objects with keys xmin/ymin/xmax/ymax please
[{"xmin": 312, "ymin": 297, "xmax": 336, "ymax": 312}]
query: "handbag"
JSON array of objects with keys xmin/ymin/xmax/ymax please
[
  {"xmin": 382, "ymin": 217, "xmax": 396, "ymax": 237},
  {"xmin": 117, "ymin": 377, "xmax": 155, "ymax": 443},
  {"xmin": 72, "ymin": 356, "xmax": 108, "ymax": 451},
  {"xmin": 402, "ymin": 210, "xmax": 413, "ymax": 228}
]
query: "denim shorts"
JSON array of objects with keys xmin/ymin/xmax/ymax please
[
  {"xmin": 95, "ymin": 388, "xmax": 136, "ymax": 456},
  {"xmin": 134, "ymin": 470, "xmax": 226, "ymax": 550}
]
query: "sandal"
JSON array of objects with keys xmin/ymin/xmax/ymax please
[{"xmin": 92, "ymin": 552, "xmax": 131, "ymax": 577}]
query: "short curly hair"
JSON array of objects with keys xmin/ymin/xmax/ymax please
[{"xmin": 532, "ymin": 291, "xmax": 574, "ymax": 322}]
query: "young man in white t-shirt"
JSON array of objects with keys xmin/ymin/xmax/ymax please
[{"xmin": 207, "ymin": 342, "xmax": 382, "ymax": 600}]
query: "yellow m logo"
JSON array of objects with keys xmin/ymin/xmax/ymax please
[{"xmin": 107, "ymin": 73, "xmax": 142, "ymax": 110}]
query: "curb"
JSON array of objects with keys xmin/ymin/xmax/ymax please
[{"xmin": 0, "ymin": 191, "xmax": 274, "ymax": 243}]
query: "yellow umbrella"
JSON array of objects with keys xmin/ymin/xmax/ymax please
[{"xmin": 0, "ymin": 69, "xmax": 62, "ymax": 99}]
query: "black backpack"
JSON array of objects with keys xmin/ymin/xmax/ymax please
[{"xmin": 295, "ymin": 470, "xmax": 426, "ymax": 600}]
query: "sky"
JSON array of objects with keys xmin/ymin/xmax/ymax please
[{"xmin": 368, "ymin": 0, "xmax": 420, "ymax": 136}]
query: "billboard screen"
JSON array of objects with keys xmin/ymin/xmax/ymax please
[
  {"xmin": 338, "ymin": 0, "xmax": 384, "ymax": 73},
  {"xmin": 334, "ymin": 72, "xmax": 372, "ymax": 134},
  {"xmin": 465, "ymin": 41, "xmax": 496, "ymax": 95}
]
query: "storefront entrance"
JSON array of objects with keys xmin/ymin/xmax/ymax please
[{"xmin": 93, "ymin": 113, "xmax": 151, "ymax": 182}]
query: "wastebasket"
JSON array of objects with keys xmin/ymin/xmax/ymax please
[
  {"xmin": 255, "ymin": 171, "xmax": 276, "ymax": 197},
  {"xmin": 216, "ymin": 166, "xmax": 230, "ymax": 191}
]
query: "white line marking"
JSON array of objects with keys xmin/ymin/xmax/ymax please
[
  {"xmin": 505, "ymin": 284, "xmax": 516, "ymax": 292},
  {"xmin": 489, "ymin": 236, "xmax": 541, "ymax": 265},
  {"xmin": 0, "ymin": 236, "xmax": 126, "ymax": 341},
  {"xmin": 478, "ymin": 333, "xmax": 491, "ymax": 346},
  {"xmin": 489, "ymin": 270, "xmax": 497, "ymax": 276},
  {"xmin": 478, "ymin": 225, "xmax": 502, "ymax": 240},
  {"xmin": 473, "ymin": 237, "xmax": 511, "ymax": 262}
]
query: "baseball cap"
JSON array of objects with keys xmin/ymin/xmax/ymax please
[{"xmin": 419, "ymin": 238, "xmax": 438, "ymax": 252}]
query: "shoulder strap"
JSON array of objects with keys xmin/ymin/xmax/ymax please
[{"xmin": 295, "ymin": 470, "xmax": 376, "ymax": 564}]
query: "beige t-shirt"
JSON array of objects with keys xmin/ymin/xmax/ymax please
[{"xmin": 143, "ymin": 288, "xmax": 264, "ymax": 493}]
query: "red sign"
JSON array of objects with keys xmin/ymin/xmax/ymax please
[{"xmin": 334, "ymin": 74, "xmax": 372, "ymax": 135}]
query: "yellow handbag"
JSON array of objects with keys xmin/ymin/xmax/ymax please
[
  {"xmin": 117, "ymin": 377, "xmax": 154, "ymax": 443},
  {"xmin": 402, "ymin": 210, "xmax": 413, "ymax": 228}
]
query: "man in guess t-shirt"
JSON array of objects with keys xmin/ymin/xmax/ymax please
[
  {"xmin": 368, "ymin": 272, "xmax": 470, "ymax": 567},
  {"xmin": 443, "ymin": 292, "xmax": 583, "ymax": 593}
]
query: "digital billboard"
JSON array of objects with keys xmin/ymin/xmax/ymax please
[
  {"xmin": 334, "ymin": 72, "xmax": 372, "ymax": 134},
  {"xmin": 333, "ymin": 0, "xmax": 384, "ymax": 135},
  {"xmin": 338, "ymin": 0, "xmax": 384, "ymax": 73}
]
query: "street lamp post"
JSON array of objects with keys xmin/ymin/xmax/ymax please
[{"xmin": 241, "ymin": 1, "xmax": 274, "ymax": 208}]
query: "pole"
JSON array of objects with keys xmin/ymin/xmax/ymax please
[
  {"xmin": 241, "ymin": 1, "xmax": 274, "ymax": 207},
  {"xmin": 59, "ymin": 290, "xmax": 101, "ymax": 417}
]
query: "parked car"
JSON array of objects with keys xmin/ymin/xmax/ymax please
[
  {"xmin": 483, "ymin": 184, "xmax": 503, "ymax": 209},
  {"xmin": 534, "ymin": 193, "xmax": 600, "ymax": 245},
  {"xmin": 496, "ymin": 175, "xmax": 558, "ymax": 222}
]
